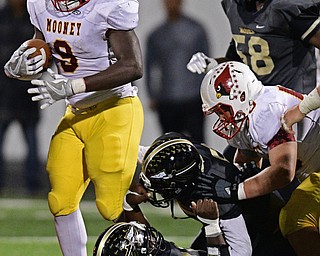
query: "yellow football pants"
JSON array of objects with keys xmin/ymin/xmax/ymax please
[
  {"xmin": 279, "ymin": 172, "xmax": 320, "ymax": 236},
  {"xmin": 46, "ymin": 96, "xmax": 144, "ymax": 221}
]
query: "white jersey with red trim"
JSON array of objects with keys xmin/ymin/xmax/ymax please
[
  {"xmin": 27, "ymin": 0, "xmax": 139, "ymax": 108},
  {"xmin": 228, "ymin": 86, "xmax": 320, "ymax": 180}
]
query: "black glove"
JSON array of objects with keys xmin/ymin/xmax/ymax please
[
  {"xmin": 193, "ymin": 172, "xmax": 239, "ymax": 204},
  {"xmin": 238, "ymin": 161, "xmax": 261, "ymax": 182}
]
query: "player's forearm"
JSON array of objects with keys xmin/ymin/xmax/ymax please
[
  {"xmin": 236, "ymin": 143, "xmax": 296, "ymax": 199},
  {"xmin": 241, "ymin": 164, "xmax": 294, "ymax": 199},
  {"xmin": 84, "ymin": 59, "xmax": 142, "ymax": 92},
  {"xmin": 299, "ymin": 86, "xmax": 320, "ymax": 114}
]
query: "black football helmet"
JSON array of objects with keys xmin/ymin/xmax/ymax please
[
  {"xmin": 93, "ymin": 221, "xmax": 166, "ymax": 256},
  {"xmin": 140, "ymin": 132, "xmax": 203, "ymax": 208},
  {"xmin": 51, "ymin": 0, "xmax": 90, "ymax": 12}
]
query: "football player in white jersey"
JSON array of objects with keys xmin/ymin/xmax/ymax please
[
  {"xmin": 199, "ymin": 61, "xmax": 320, "ymax": 256},
  {"xmin": 3, "ymin": 1, "xmax": 144, "ymax": 256}
]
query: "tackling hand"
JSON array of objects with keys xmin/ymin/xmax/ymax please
[
  {"xmin": 28, "ymin": 68, "xmax": 86, "ymax": 109},
  {"xmin": 4, "ymin": 42, "xmax": 46, "ymax": 80},
  {"xmin": 187, "ymin": 52, "xmax": 218, "ymax": 74}
]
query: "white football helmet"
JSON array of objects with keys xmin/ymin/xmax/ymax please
[
  {"xmin": 51, "ymin": 0, "xmax": 90, "ymax": 12},
  {"xmin": 200, "ymin": 61, "xmax": 263, "ymax": 139}
]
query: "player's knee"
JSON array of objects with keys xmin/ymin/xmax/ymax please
[
  {"xmin": 279, "ymin": 207, "xmax": 290, "ymax": 237},
  {"xmin": 48, "ymin": 191, "xmax": 77, "ymax": 216},
  {"xmin": 96, "ymin": 199, "xmax": 122, "ymax": 221}
]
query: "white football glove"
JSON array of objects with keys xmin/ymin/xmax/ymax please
[
  {"xmin": 4, "ymin": 42, "xmax": 46, "ymax": 80},
  {"xmin": 28, "ymin": 68, "xmax": 86, "ymax": 109},
  {"xmin": 187, "ymin": 52, "xmax": 218, "ymax": 74}
]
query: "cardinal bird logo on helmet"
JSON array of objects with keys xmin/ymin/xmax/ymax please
[{"xmin": 214, "ymin": 65, "xmax": 235, "ymax": 99}]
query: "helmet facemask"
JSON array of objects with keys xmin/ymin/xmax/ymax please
[
  {"xmin": 140, "ymin": 160, "xmax": 198, "ymax": 207},
  {"xmin": 207, "ymin": 102, "xmax": 249, "ymax": 139},
  {"xmin": 51, "ymin": 0, "xmax": 89, "ymax": 12}
]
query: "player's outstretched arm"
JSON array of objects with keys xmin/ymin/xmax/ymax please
[{"xmin": 236, "ymin": 142, "xmax": 297, "ymax": 200}]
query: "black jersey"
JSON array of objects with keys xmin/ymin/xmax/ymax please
[
  {"xmin": 176, "ymin": 143, "xmax": 242, "ymax": 220},
  {"xmin": 222, "ymin": 0, "xmax": 320, "ymax": 93}
]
